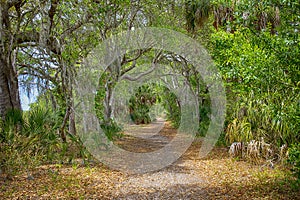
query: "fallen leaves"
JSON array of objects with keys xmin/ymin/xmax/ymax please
[{"xmin": 0, "ymin": 122, "xmax": 299, "ymax": 199}]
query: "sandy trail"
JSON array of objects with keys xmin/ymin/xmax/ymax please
[{"xmin": 113, "ymin": 119, "xmax": 209, "ymax": 199}]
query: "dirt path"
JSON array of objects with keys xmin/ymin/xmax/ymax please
[
  {"xmin": 113, "ymin": 119, "xmax": 209, "ymax": 199},
  {"xmin": 1, "ymin": 120, "xmax": 299, "ymax": 199},
  {"xmin": 116, "ymin": 118, "xmax": 176, "ymax": 152}
]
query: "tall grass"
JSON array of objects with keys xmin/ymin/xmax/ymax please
[{"xmin": 226, "ymin": 91, "xmax": 300, "ymax": 146}]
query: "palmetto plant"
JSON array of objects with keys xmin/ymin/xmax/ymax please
[
  {"xmin": 253, "ymin": 2, "xmax": 280, "ymax": 33},
  {"xmin": 129, "ymin": 84, "xmax": 157, "ymax": 125},
  {"xmin": 209, "ymin": 0, "xmax": 281, "ymax": 34},
  {"xmin": 0, "ymin": 106, "xmax": 61, "ymax": 177},
  {"xmin": 185, "ymin": 0, "xmax": 211, "ymax": 32},
  {"xmin": 287, "ymin": 143, "xmax": 300, "ymax": 180},
  {"xmin": 23, "ymin": 106, "xmax": 60, "ymax": 160}
]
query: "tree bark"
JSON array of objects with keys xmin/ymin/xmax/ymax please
[
  {"xmin": 0, "ymin": 1, "xmax": 22, "ymax": 119},
  {"xmin": 0, "ymin": 56, "xmax": 21, "ymax": 119},
  {"xmin": 69, "ymin": 108, "xmax": 76, "ymax": 135},
  {"xmin": 68, "ymin": 91, "xmax": 76, "ymax": 135}
]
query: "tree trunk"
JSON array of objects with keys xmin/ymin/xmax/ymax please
[
  {"xmin": 69, "ymin": 109, "xmax": 76, "ymax": 135},
  {"xmin": 68, "ymin": 94, "xmax": 76, "ymax": 135},
  {"xmin": 0, "ymin": 2, "xmax": 22, "ymax": 119},
  {"xmin": 0, "ymin": 56, "xmax": 21, "ymax": 119},
  {"xmin": 105, "ymin": 84, "xmax": 114, "ymax": 122}
]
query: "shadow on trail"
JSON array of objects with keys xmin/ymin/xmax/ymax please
[{"xmin": 115, "ymin": 118, "xmax": 176, "ymax": 153}]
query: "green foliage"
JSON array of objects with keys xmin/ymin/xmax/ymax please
[
  {"xmin": 225, "ymin": 92, "xmax": 300, "ymax": 145},
  {"xmin": 59, "ymin": 133, "xmax": 92, "ymax": 165},
  {"xmin": 0, "ymin": 104, "xmax": 87, "ymax": 177},
  {"xmin": 0, "ymin": 108, "xmax": 53, "ymax": 176},
  {"xmin": 100, "ymin": 120, "xmax": 123, "ymax": 141},
  {"xmin": 185, "ymin": 0, "xmax": 211, "ymax": 32},
  {"xmin": 160, "ymin": 88, "xmax": 181, "ymax": 128},
  {"xmin": 0, "ymin": 109, "xmax": 23, "ymax": 143},
  {"xmin": 129, "ymin": 84, "xmax": 157, "ymax": 125},
  {"xmin": 1, "ymin": 0, "xmax": 298, "ymax": 181},
  {"xmin": 94, "ymin": 71, "xmax": 122, "ymax": 141},
  {"xmin": 95, "ymin": 72, "xmax": 108, "ymax": 122},
  {"xmin": 215, "ymin": 132, "xmax": 227, "ymax": 146},
  {"xmin": 287, "ymin": 143, "xmax": 300, "ymax": 180},
  {"xmin": 198, "ymin": 95, "xmax": 211, "ymax": 136},
  {"xmin": 211, "ymin": 28, "xmax": 300, "ymax": 146}
]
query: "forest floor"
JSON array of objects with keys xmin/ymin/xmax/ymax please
[{"xmin": 1, "ymin": 120, "xmax": 299, "ymax": 199}]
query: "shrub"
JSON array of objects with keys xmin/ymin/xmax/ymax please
[
  {"xmin": 0, "ymin": 107, "xmax": 62, "ymax": 177},
  {"xmin": 129, "ymin": 84, "xmax": 157, "ymax": 125},
  {"xmin": 100, "ymin": 120, "xmax": 122, "ymax": 141},
  {"xmin": 287, "ymin": 143, "xmax": 300, "ymax": 180},
  {"xmin": 0, "ymin": 109, "xmax": 43, "ymax": 177}
]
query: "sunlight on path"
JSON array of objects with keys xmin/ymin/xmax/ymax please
[
  {"xmin": 113, "ymin": 120, "xmax": 208, "ymax": 198},
  {"xmin": 123, "ymin": 117, "xmax": 166, "ymax": 139},
  {"xmin": 2, "ymin": 120, "xmax": 298, "ymax": 200},
  {"xmin": 120, "ymin": 171, "xmax": 205, "ymax": 189}
]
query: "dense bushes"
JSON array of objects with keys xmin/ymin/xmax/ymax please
[
  {"xmin": 287, "ymin": 143, "xmax": 300, "ymax": 180},
  {"xmin": 210, "ymin": 28, "xmax": 300, "ymax": 147},
  {"xmin": 129, "ymin": 84, "xmax": 158, "ymax": 125},
  {"xmin": 0, "ymin": 105, "xmax": 86, "ymax": 178},
  {"xmin": 160, "ymin": 87, "xmax": 181, "ymax": 128},
  {"xmin": 0, "ymin": 107, "xmax": 56, "ymax": 176}
]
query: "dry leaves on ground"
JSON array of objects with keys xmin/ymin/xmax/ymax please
[{"xmin": 1, "ymin": 122, "xmax": 299, "ymax": 199}]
